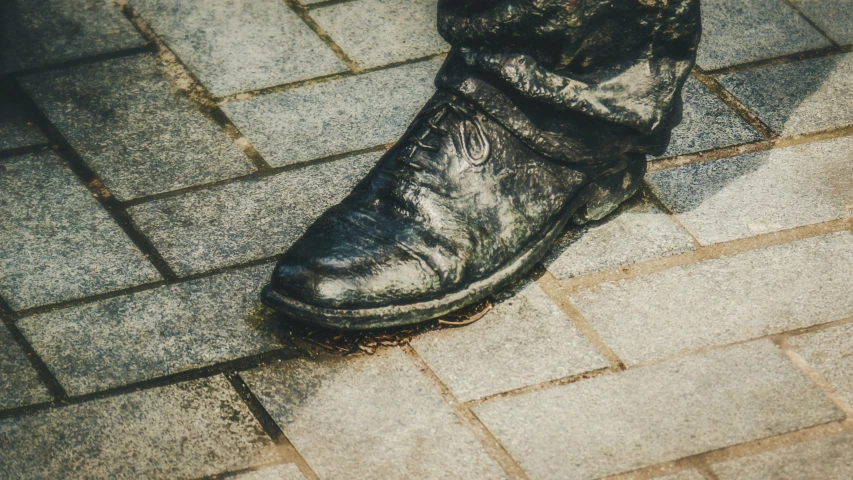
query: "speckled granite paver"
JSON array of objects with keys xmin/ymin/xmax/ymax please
[
  {"xmin": 0, "ymin": 152, "xmax": 160, "ymax": 311},
  {"xmin": 647, "ymin": 136, "xmax": 853, "ymax": 245},
  {"xmin": 128, "ymin": 152, "xmax": 378, "ymax": 275},
  {"xmin": 312, "ymin": 0, "xmax": 448, "ymax": 69},
  {"xmin": 410, "ymin": 282, "xmax": 607, "ymax": 402},
  {"xmin": 652, "ymin": 471, "xmax": 706, "ymax": 480},
  {"xmin": 18, "ymin": 264, "xmax": 281, "ymax": 396},
  {"xmin": 712, "ymin": 432, "xmax": 853, "ymax": 480},
  {"xmin": 544, "ymin": 196, "xmax": 696, "ymax": 279},
  {"xmin": 243, "ymin": 348, "xmax": 507, "ymax": 480},
  {"xmin": 0, "ymin": 327, "xmax": 51, "ymax": 410},
  {"xmin": 222, "ymin": 58, "xmax": 441, "ymax": 166},
  {"xmin": 696, "ymin": 0, "xmax": 829, "ymax": 70},
  {"xmin": 0, "ymin": 0, "xmax": 145, "ymax": 74},
  {"xmin": 128, "ymin": 0, "xmax": 346, "ymax": 97},
  {"xmin": 475, "ymin": 340, "xmax": 844, "ymax": 480},
  {"xmin": 21, "ymin": 54, "xmax": 254, "ymax": 201},
  {"xmin": 0, "ymin": 86, "xmax": 47, "ymax": 151},
  {"xmin": 229, "ymin": 464, "xmax": 307, "ymax": 480},
  {"xmin": 790, "ymin": 0, "xmax": 853, "ymax": 45},
  {"xmin": 718, "ymin": 52, "xmax": 853, "ymax": 136},
  {"xmin": 658, "ymin": 77, "xmax": 760, "ymax": 158},
  {"xmin": 789, "ymin": 322, "xmax": 853, "ymax": 408},
  {"xmin": 570, "ymin": 233, "xmax": 853, "ymax": 365},
  {"xmin": 0, "ymin": 376, "xmax": 282, "ymax": 479}
]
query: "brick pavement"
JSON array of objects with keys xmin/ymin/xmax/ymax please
[{"xmin": 1, "ymin": 0, "xmax": 852, "ymax": 479}]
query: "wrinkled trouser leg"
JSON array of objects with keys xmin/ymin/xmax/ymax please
[{"xmin": 434, "ymin": 0, "xmax": 702, "ymax": 164}]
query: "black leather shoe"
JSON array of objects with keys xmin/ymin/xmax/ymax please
[{"xmin": 262, "ymin": 91, "xmax": 646, "ymax": 330}]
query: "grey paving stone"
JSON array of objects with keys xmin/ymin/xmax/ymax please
[
  {"xmin": 474, "ymin": 340, "xmax": 844, "ymax": 480},
  {"xmin": 788, "ymin": 322, "xmax": 853, "ymax": 408},
  {"xmin": 647, "ymin": 136, "xmax": 853, "ymax": 245},
  {"xmin": 790, "ymin": 0, "xmax": 853, "ymax": 45},
  {"xmin": 712, "ymin": 432, "xmax": 853, "ymax": 480},
  {"xmin": 128, "ymin": 0, "xmax": 346, "ymax": 97},
  {"xmin": 128, "ymin": 152, "xmax": 378, "ymax": 275},
  {"xmin": 544, "ymin": 196, "xmax": 695, "ymax": 279},
  {"xmin": 21, "ymin": 54, "xmax": 254, "ymax": 201},
  {"xmin": 0, "ymin": 152, "xmax": 160, "ymax": 311},
  {"xmin": 0, "ymin": 87, "xmax": 47, "ymax": 151},
  {"xmin": 569, "ymin": 233, "xmax": 853, "ymax": 365},
  {"xmin": 19, "ymin": 265, "xmax": 282, "ymax": 396},
  {"xmin": 311, "ymin": 0, "xmax": 449, "ymax": 69},
  {"xmin": 222, "ymin": 58, "xmax": 441, "ymax": 167},
  {"xmin": 696, "ymin": 0, "xmax": 829, "ymax": 71},
  {"xmin": 0, "ymin": 327, "xmax": 51, "ymax": 410},
  {"xmin": 410, "ymin": 282, "xmax": 607, "ymax": 402},
  {"xmin": 0, "ymin": 0, "xmax": 144, "ymax": 74},
  {"xmin": 242, "ymin": 348, "xmax": 507, "ymax": 480},
  {"xmin": 657, "ymin": 77, "xmax": 760, "ymax": 158},
  {"xmin": 718, "ymin": 52, "xmax": 853, "ymax": 136},
  {"xmin": 229, "ymin": 464, "xmax": 306, "ymax": 480},
  {"xmin": 0, "ymin": 376, "xmax": 282, "ymax": 478},
  {"xmin": 652, "ymin": 471, "xmax": 707, "ymax": 480}
]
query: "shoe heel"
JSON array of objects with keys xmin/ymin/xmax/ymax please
[{"xmin": 572, "ymin": 155, "xmax": 647, "ymax": 225}]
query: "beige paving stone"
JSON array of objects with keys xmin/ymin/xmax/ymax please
[
  {"xmin": 570, "ymin": 233, "xmax": 853, "ymax": 365},
  {"xmin": 410, "ymin": 282, "xmax": 607, "ymax": 402},
  {"xmin": 474, "ymin": 341, "xmax": 844, "ymax": 480},
  {"xmin": 229, "ymin": 463, "xmax": 307, "ymax": 480},
  {"xmin": 712, "ymin": 432, "xmax": 853, "ymax": 480},
  {"xmin": 788, "ymin": 321, "xmax": 853, "ymax": 408},
  {"xmin": 0, "ymin": 376, "xmax": 282, "ymax": 478},
  {"xmin": 242, "ymin": 348, "xmax": 507, "ymax": 480},
  {"xmin": 652, "ymin": 471, "xmax": 707, "ymax": 480},
  {"xmin": 647, "ymin": 136, "xmax": 853, "ymax": 245}
]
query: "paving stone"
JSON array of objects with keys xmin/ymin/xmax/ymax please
[
  {"xmin": 21, "ymin": 54, "xmax": 254, "ymax": 201},
  {"xmin": 242, "ymin": 348, "xmax": 507, "ymax": 480},
  {"xmin": 18, "ymin": 265, "xmax": 283, "ymax": 396},
  {"xmin": 474, "ymin": 340, "xmax": 844, "ymax": 480},
  {"xmin": 0, "ymin": 376, "xmax": 282, "ymax": 478},
  {"xmin": 718, "ymin": 52, "xmax": 853, "ymax": 136},
  {"xmin": 651, "ymin": 471, "xmax": 707, "ymax": 480},
  {"xmin": 0, "ymin": 0, "xmax": 144, "ymax": 74},
  {"xmin": 0, "ymin": 327, "xmax": 51, "ymax": 410},
  {"xmin": 0, "ymin": 152, "xmax": 160, "ymax": 311},
  {"xmin": 647, "ymin": 136, "xmax": 853, "ymax": 245},
  {"xmin": 410, "ymin": 282, "xmax": 607, "ymax": 402},
  {"xmin": 229, "ymin": 464, "xmax": 306, "ymax": 480},
  {"xmin": 569, "ymin": 233, "xmax": 853, "ymax": 365},
  {"xmin": 790, "ymin": 0, "xmax": 853, "ymax": 45},
  {"xmin": 128, "ymin": 152, "xmax": 379, "ymax": 276},
  {"xmin": 788, "ymin": 322, "xmax": 853, "ymax": 408},
  {"xmin": 712, "ymin": 432, "xmax": 853, "ymax": 480},
  {"xmin": 128, "ymin": 0, "xmax": 346, "ymax": 97},
  {"xmin": 222, "ymin": 58, "xmax": 441, "ymax": 167},
  {"xmin": 311, "ymin": 0, "xmax": 449, "ymax": 69},
  {"xmin": 544, "ymin": 195, "xmax": 695, "ymax": 279},
  {"xmin": 0, "ymin": 85, "xmax": 47, "ymax": 151},
  {"xmin": 696, "ymin": 0, "xmax": 829, "ymax": 71},
  {"xmin": 657, "ymin": 77, "xmax": 760, "ymax": 158}
]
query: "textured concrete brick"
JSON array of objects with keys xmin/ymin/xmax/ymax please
[
  {"xmin": 475, "ymin": 341, "xmax": 844, "ymax": 480},
  {"xmin": 0, "ymin": 376, "xmax": 282, "ymax": 478},
  {"xmin": 128, "ymin": 0, "xmax": 345, "ymax": 97},
  {"xmin": 652, "ymin": 471, "xmax": 707, "ymax": 480},
  {"xmin": 312, "ymin": 0, "xmax": 449, "ymax": 69},
  {"xmin": 0, "ymin": 152, "xmax": 160, "ymax": 311},
  {"xmin": 0, "ymin": 0, "xmax": 144, "ymax": 74},
  {"xmin": 0, "ymin": 327, "xmax": 51, "ymax": 410},
  {"xmin": 21, "ymin": 54, "xmax": 254, "ymax": 201},
  {"xmin": 570, "ymin": 233, "xmax": 853, "ymax": 365},
  {"xmin": 128, "ymin": 152, "xmax": 378, "ymax": 275},
  {"xmin": 19, "ymin": 265, "xmax": 282, "ymax": 396},
  {"xmin": 712, "ymin": 433, "xmax": 853, "ymax": 480},
  {"xmin": 790, "ymin": 0, "xmax": 853, "ymax": 44},
  {"xmin": 410, "ymin": 282, "xmax": 607, "ymax": 402},
  {"xmin": 718, "ymin": 52, "xmax": 853, "ymax": 136},
  {"xmin": 788, "ymin": 322, "xmax": 853, "ymax": 408},
  {"xmin": 544, "ymin": 196, "xmax": 695, "ymax": 279},
  {"xmin": 0, "ymin": 87, "xmax": 47, "ymax": 151},
  {"xmin": 658, "ymin": 77, "xmax": 760, "ymax": 158},
  {"xmin": 243, "ymin": 348, "xmax": 507, "ymax": 480},
  {"xmin": 230, "ymin": 464, "xmax": 306, "ymax": 480},
  {"xmin": 647, "ymin": 136, "xmax": 853, "ymax": 245},
  {"xmin": 696, "ymin": 0, "xmax": 828, "ymax": 71},
  {"xmin": 222, "ymin": 59, "xmax": 440, "ymax": 167}
]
